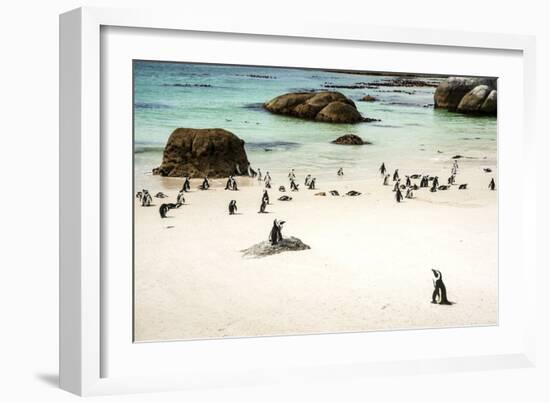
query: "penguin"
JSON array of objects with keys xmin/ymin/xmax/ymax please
[
  {"xmin": 155, "ymin": 192, "xmax": 168, "ymax": 198},
  {"xmin": 265, "ymin": 179, "xmax": 271, "ymax": 189},
  {"xmin": 264, "ymin": 171, "xmax": 272, "ymax": 183},
  {"xmin": 346, "ymin": 190, "xmax": 361, "ymax": 196},
  {"xmin": 257, "ymin": 168, "xmax": 263, "ymax": 181},
  {"xmin": 248, "ymin": 164, "xmax": 257, "ymax": 178},
  {"xmin": 228, "ymin": 200, "xmax": 237, "ymax": 215},
  {"xmin": 308, "ymin": 178, "xmax": 316, "ymax": 190},
  {"xmin": 458, "ymin": 184, "xmax": 468, "ymax": 190},
  {"xmin": 141, "ymin": 190, "xmax": 153, "ymax": 206},
  {"xmin": 448, "ymin": 175, "xmax": 455, "ymax": 185},
  {"xmin": 159, "ymin": 203, "xmax": 178, "ymax": 218},
  {"xmin": 438, "ymin": 185, "xmax": 450, "ymax": 191},
  {"xmin": 288, "ymin": 169, "xmax": 296, "ymax": 180},
  {"xmin": 224, "ymin": 176, "xmax": 233, "ymax": 190},
  {"xmin": 405, "ymin": 188, "xmax": 413, "ymax": 199},
  {"xmin": 433, "ymin": 176, "xmax": 440, "ymax": 188},
  {"xmin": 304, "ymin": 174, "xmax": 311, "ymax": 186},
  {"xmin": 258, "ymin": 199, "xmax": 267, "ymax": 213},
  {"xmin": 393, "ymin": 169, "xmax": 399, "ymax": 181},
  {"xmin": 262, "ymin": 190, "xmax": 270, "ymax": 205},
  {"xmin": 405, "ymin": 176, "xmax": 411, "ymax": 187},
  {"xmin": 232, "ymin": 177, "xmax": 239, "ymax": 191},
  {"xmin": 379, "ymin": 162, "xmax": 387, "ymax": 176},
  {"xmin": 337, "ymin": 167, "xmax": 344, "ymax": 176},
  {"xmin": 278, "ymin": 195, "xmax": 292, "ymax": 201},
  {"xmin": 200, "ymin": 177, "xmax": 210, "ymax": 190},
  {"xmin": 383, "ymin": 174, "xmax": 390, "ymax": 186},
  {"xmin": 410, "ymin": 174, "xmax": 421, "ymax": 179},
  {"xmin": 483, "ymin": 168, "xmax": 492, "ymax": 173},
  {"xmin": 431, "ymin": 269, "xmax": 452, "ymax": 305},
  {"xmin": 279, "ymin": 185, "xmax": 286, "ymax": 192},
  {"xmin": 269, "ymin": 219, "xmax": 285, "ymax": 245},
  {"xmin": 395, "ymin": 188, "xmax": 403, "ymax": 203},
  {"xmin": 430, "ymin": 182, "xmax": 437, "ymax": 193},
  {"xmin": 135, "ymin": 191, "xmax": 143, "ymax": 200},
  {"xmin": 412, "ymin": 184, "xmax": 419, "ymax": 190},
  {"xmin": 290, "ymin": 179, "xmax": 299, "ymax": 191},
  {"xmin": 181, "ymin": 177, "xmax": 191, "ymax": 192},
  {"xmin": 489, "ymin": 178, "xmax": 496, "ymax": 191},
  {"xmin": 329, "ymin": 190, "xmax": 340, "ymax": 196},
  {"xmin": 176, "ymin": 191, "xmax": 185, "ymax": 205},
  {"xmin": 393, "ymin": 180, "xmax": 400, "ymax": 192}
]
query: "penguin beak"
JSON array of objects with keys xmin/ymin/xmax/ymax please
[
  {"xmin": 431, "ymin": 269, "xmax": 437, "ymax": 276},
  {"xmin": 280, "ymin": 221, "xmax": 286, "ymax": 225}
]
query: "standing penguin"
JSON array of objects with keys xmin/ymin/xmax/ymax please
[
  {"xmin": 383, "ymin": 174, "xmax": 390, "ymax": 186},
  {"xmin": 304, "ymin": 174, "xmax": 311, "ymax": 186},
  {"xmin": 269, "ymin": 219, "xmax": 285, "ymax": 245},
  {"xmin": 379, "ymin": 163, "xmax": 387, "ymax": 176},
  {"xmin": 337, "ymin": 167, "xmax": 344, "ymax": 176},
  {"xmin": 431, "ymin": 269, "xmax": 452, "ymax": 305},
  {"xmin": 489, "ymin": 178, "xmax": 496, "ymax": 191},
  {"xmin": 288, "ymin": 169, "xmax": 296, "ymax": 180},
  {"xmin": 395, "ymin": 187, "xmax": 404, "ymax": 203},
  {"xmin": 262, "ymin": 189, "xmax": 270, "ymax": 205},
  {"xmin": 258, "ymin": 198, "xmax": 267, "ymax": 214},
  {"xmin": 181, "ymin": 177, "xmax": 191, "ymax": 192},
  {"xmin": 393, "ymin": 180, "xmax": 400, "ymax": 192},
  {"xmin": 200, "ymin": 177, "xmax": 210, "ymax": 190},
  {"xmin": 405, "ymin": 175, "xmax": 411, "ymax": 187},
  {"xmin": 224, "ymin": 175, "xmax": 233, "ymax": 190},
  {"xmin": 433, "ymin": 176, "xmax": 440, "ymax": 188},
  {"xmin": 265, "ymin": 178, "xmax": 271, "ymax": 189},
  {"xmin": 141, "ymin": 190, "xmax": 153, "ymax": 206},
  {"xmin": 176, "ymin": 191, "xmax": 185, "ymax": 206},
  {"xmin": 228, "ymin": 200, "xmax": 237, "ymax": 215},
  {"xmin": 257, "ymin": 168, "xmax": 263, "ymax": 181},
  {"xmin": 393, "ymin": 169, "xmax": 399, "ymax": 182},
  {"xmin": 405, "ymin": 188, "xmax": 414, "ymax": 199},
  {"xmin": 308, "ymin": 178, "xmax": 316, "ymax": 190},
  {"xmin": 290, "ymin": 179, "xmax": 299, "ymax": 191}
]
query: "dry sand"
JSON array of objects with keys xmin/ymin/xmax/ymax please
[{"xmin": 134, "ymin": 156, "xmax": 498, "ymax": 342}]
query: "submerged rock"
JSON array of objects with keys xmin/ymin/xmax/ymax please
[
  {"xmin": 154, "ymin": 128, "xmax": 250, "ymax": 178},
  {"xmin": 241, "ymin": 236, "xmax": 311, "ymax": 258},
  {"xmin": 264, "ymin": 91, "xmax": 371, "ymax": 123},
  {"xmin": 331, "ymin": 134, "xmax": 371, "ymax": 145}
]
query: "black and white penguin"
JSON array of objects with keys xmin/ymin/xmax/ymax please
[
  {"xmin": 225, "ymin": 176, "xmax": 233, "ymax": 190},
  {"xmin": 278, "ymin": 195, "xmax": 292, "ymax": 201},
  {"xmin": 438, "ymin": 185, "xmax": 450, "ymax": 190},
  {"xmin": 393, "ymin": 169, "xmax": 400, "ymax": 182},
  {"xmin": 431, "ymin": 269, "xmax": 452, "ymax": 305},
  {"xmin": 383, "ymin": 174, "xmax": 390, "ymax": 186},
  {"xmin": 308, "ymin": 178, "xmax": 316, "ymax": 190},
  {"xmin": 155, "ymin": 192, "xmax": 168, "ymax": 198},
  {"xmin": 346, "ymin": 190, "xmax": 361, "ymax": 196},
  {"xmin": 337, "ymin": 167, "xmax": 344, "ymax": 176},
  {"xmin": 258, "ymin": 199, "xmax": 267, "ymax": 214},
  {"xmin": 304, "ymin": 174, "xmax": 311, "ymax": 186},
  {"xmin": 136, "ymin": 191, "xmax": 143, "ymax": 200},
  {"xmin": 458, "ymin": 184, "xmax": 468, "ymax": 190},
  {"xmin": 288, "ymin": 169, "xmax": 296, "ymax": 180},
  {"xmin": 159, "ymin": 203, "xmax": 178, "ymax": 218},
  {"xmin": 395, "ymin": 188, "xmax": 403, "ymax": 203},
  {"xmin": 265, "ymin": 179, "xmax": 271, "ymax": 189},
  {"xmin": 393, "ymin": 180, "xmax": 400, "ymax": 192},
  {"xmin": 257, "ymin": 168, "xmax": 263, "ymax": 181},
  {"xmin": 405, "ymin": 176, "xmax": 411, "ymax": 187},
  {"xmin": 379, "ymin": 162, "xmax": 387, "ymax": 176},
  {"xmin": 279, "ymin": 185, "xmax": 286, "ymax": 192},
  {"xmin": 141, "ymin": 190, "xmax": 153, "ymax": 206},
  {"xmin": 228, "ymin": 200, "xmax": 237, "ymax": 215},
  {"xmin": 200, "ymin": 177, "xmax": 210, "ymax": 190},
  {"xmin": 329, "ymin": 190, "xmax": 340, "ymax": 196},
  {"xmin": 262, "ymin": 190, "xmax": 270, "ymax": 205},
  {"xmin": 176, "ymin": 191, "xmax": 185, "ymax": 206},
  {"xmin": 405, "ymin": 188, "xmax": 413, "ymax": 199},
  {"xmin": 290, "ymin": 179, "xmax": 299, "ymax": 191},
  {"xmin": 269, "ymin": 219, "xmax": 285, "ymax": 245},
  {"xmin": 181, "ymin": 177, "xmax": 191, "ymax": 192},
  {"xmin": 489, "ymin": 178, "xmax": 496, "ymax": 191}
]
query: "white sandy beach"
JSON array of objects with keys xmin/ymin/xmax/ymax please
[{"xmin": 134, "ymin": 153, "xmax": 497, "ymax": 342}]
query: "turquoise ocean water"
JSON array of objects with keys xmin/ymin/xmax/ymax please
[{"xmin": 134, "ymin": 61, "xmax": 497, "ymax": 185}]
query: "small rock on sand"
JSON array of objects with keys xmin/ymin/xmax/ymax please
[{"xmin": 241, "ymin": 236, "xmax": 311, "ymax": 258}]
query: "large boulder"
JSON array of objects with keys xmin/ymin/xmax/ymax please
[
  {"xmin": 264, "ymin": 91, "xmax": 367, "ymax": 123},
  {"xmin": 154, "ymin": 128, "xmax": 250, "ymax": 178},
  {"xmin": 434, "ymin": 77, "xmax": 497, "ymax": 115},
  {"xmin": 331, "ymin": 134, "xmax": 371, "ymax": 145}
]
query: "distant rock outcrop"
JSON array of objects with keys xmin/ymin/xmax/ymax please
[
  {"xmin": 153, "ymin": 128, "xmax": 250, "ymax": 178},
  {"xmin": 241, "ymin": 236, "xmax": 311, "ymax": 258},
  {"xmin": 264, "ymin": 91, "xmax": 370, "ymax": 123},
  {"xmin": 434, "ymin": 77, "xmax": 497, "ymax": 116},
  {"xmin": 361, "ymin": 95, "xmax": 377, "ymax": 102},
  {"xmin": 331, "ymin": 134, "xmax": 371, "ymax": 145}
]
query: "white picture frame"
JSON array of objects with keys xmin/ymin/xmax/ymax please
[{"xmin": 59, "ymin": 6, "xmax": 537, "ymax": 396}]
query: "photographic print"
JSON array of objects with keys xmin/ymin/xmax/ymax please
[{"xmin": 133, "ymin": 61, "xmax": 497, "ymax": 342}]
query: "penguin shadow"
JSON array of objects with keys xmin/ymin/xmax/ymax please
[
  {"xmin": 257, "ymin": 211, "xmax": 273, "ymax": 214},
  {"xmin": 229, "ymin": 212, "xmax": 244, "ymax": 216}
]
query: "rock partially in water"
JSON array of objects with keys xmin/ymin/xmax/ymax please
[
  {"xmin": 331, "ymin": 134, "xmax": 371, "ymax": 145},
  {"xmin": 361, "ymin": 95, "xmax": 377, "ymax": 102},
  {"xmin": 264, "ymin": 91, "xmax": 370, "ymax": 123},
  {"xmin": 241, "ymin": 236, "xmax": 311, "ymax": 258},
  {"xmin": 434, "ymin": 77, "xmax": 497, "ymax": 116}
]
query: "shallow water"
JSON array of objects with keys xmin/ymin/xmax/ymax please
[{"xmin": 134, "ymin": 61, "xmax": 497, "ymax": 186}]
